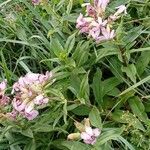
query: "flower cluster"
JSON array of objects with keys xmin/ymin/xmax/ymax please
[
  {"xmin": 0, "ymin": 81, "xmax": 9, "ymax": 107},
  {"xmin": 68, "ymin": 118, "xmax": 100, "ymax": 145},
  {"xmin": 76, "ymin": 0, "xmax": 127, "ymax": 43},
  {"xmin": 10, "ymin": 71, "xmax": 53, "ymax": 120}
]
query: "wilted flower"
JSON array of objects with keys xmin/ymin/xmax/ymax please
[{"xmin": 12, "ymin": 71, "xmax": 53, "ymax": 120}]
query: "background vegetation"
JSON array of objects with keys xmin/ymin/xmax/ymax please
[{"xmin": 0, "ymin": 0, "xmax": 150, "ymax": 149}]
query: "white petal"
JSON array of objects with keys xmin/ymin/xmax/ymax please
[
  {"xmin": 85, "ymin": 127, "xmax": 93, "ymax": 136},
  {"xmin": 81, "ymin": 132, "xmax": 91, "ymax": 140}
]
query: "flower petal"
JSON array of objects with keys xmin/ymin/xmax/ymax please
[
  {"xmin": 93, "ymin": 128, "xmax": 101, "ymax": 137},
  {"xmin": 85, "ymin": 127, "xmax": 93, "ymax": 136},
  {"xmin": 81, "ymin": 132, "xmax": 91, "ymax": 140}
]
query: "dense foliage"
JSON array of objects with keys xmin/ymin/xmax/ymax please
[{"xmin": 0, "ymin": 0, "xmax": 150, "ymax": 149}]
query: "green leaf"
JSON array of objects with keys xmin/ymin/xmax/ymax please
[
  {"xmin": 21, "ymin": 128, "xmax": 33, "ymax": 138},
  {"xmin": 119, "ymin": 75, "xmax": 150, "ymax": 96},
  {"xmin": 52, "ymin": 140, "xmax": 91, "ymax": 150},
  {"xmin": 107, "ymin": 88, "xmax": 120, "ymax": 96},
  {"xmin": 118, "ymin": 136, "xmax": 135, "ymax": 150},
  {"xmin": 128, "ymin": 96, "xmax": 148, "ymax": 122},
  {"xmin": 78, "ymin": 73, "xmax": 89, "ymax": 103},
  {"xmin": 16, "ymin": 28, "xmax": 27, "ymax": 41},
  {"xmin": 122, "ymin": 26, "xmax": 143, "ymax": 48},
  {"xmin": 65, "ymin": 33, "xmax": 76, "ymax": 55},
  {"xmin": 130, "ymin": 47, "xmax": 150, "ymax": 53},
  {"xmin": 89, "ymin": 107, "xmax": 102, "ymax": 129},
  {"xmin": 96, "ymin": 48, "xmax": 118, "ymax": 62},
  {"xmin": 73, "ymin": 41, "xmax": 89, "ymax": 67},
  {"xmin": 109, "ymin": 57, "xmax": 124, "ymax": 82},
  {"xmin": 109, "ymin": 0, "xmax": 128, "ymax": 8},
  {"xmin": 5, "ymin": 132, "xmax": 22, "ymax": 150},
  {"xmin": 116, "ymin": 91, "xmax": 135, "ymax": 109},
  {"xmin": 24, "ymin": 139, "xmax": 36, "ymax": 150},
  {"xmin": 66, "ymin": 0, "xmax": 73, "ymax": 15},
  {"xmin": 92, "ymin": 143, "xmax": 113, "ymax": 150},
  {"xmin": 91, "ymin": 69, "xmax": 103, "ymax": 104},
  {"xmin": 95, "ymin": 128, "xmax": 123, "ymax": 146},
  {"xmin": 102, "ymin": 77, "xmax": 121, "ymax": 95},
  {"xmin": 50, "ymin": 38, "xmax": 65, "ymax": 57},
  {"xmin": 69, "ymin": 74, "xmax": 81, "ymax": 96},
  {"xmin": 33, "ymin": 124, "xmax": 67, "ymax": 133},
  {"xmin": 72, "ymin": 105, "xmax": 91, "ymax": 116},
  {"xmin": 33, "ymin": 125, "xmax": 53, "ymax": 132},
  {"xmin": 121, "ymin": 64, "xmax": 137, "ymax": 83},
  {"xmin": 136, "ymin": 51, "xmax": 150, "ymax": 75}
]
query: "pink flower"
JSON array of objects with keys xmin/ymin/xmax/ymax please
[
  {"xmin": 13, "ymin": 72, "xmax": 53, "ymax": 93},
  {"xmin": 109, "ymin": 5, "xmax": 127, "ymax": 21},
  {"xmin": 96, "ymin": 25, "xmax": 115, "ymax": 43},
  {"xmin": 76, "ymin": 14, "xmax": 93, "ymax": 33},
  {"xmin": 6, "ymin": 110, "xmax": 18, "ymax": 120},
  {"xmin": 94, "ymin": 0, "xmax": 110, "ymax": 13},
  {"xmin": 86, "ymin": 4, "xmax": 96, "ymax": 17},
  {"xmin": 34, "ymin": 95, "xmax": 49, "ymax": 105},
  {"xmin": 12, "ymin": 98, "xmax": 26, "ymax": 112},
  {"xmin": 115, "ymin": 5, "xmax": 127, "ymax": 16},
  {"xmin": 12, "ymin": 82, "xmax": 20, "ymax": 92},
  {"xmin": 89, "ymin": 26, "xmax": 101, "ymax": 40},
  {"xmin": 38, "ymin": 71, "xmax": 53, "ymax": 84},
  {"xmin": 76, "ymin": 13, "xmax": 85, "ymax": 28},
  {"xmin": 89, "ymin": 17, "xmax": 107, "ymax": 39},
  {"xmin": 102, "ymin": 26, "xmax": 115, "ymax": 39},
  {"xmin": 0, "ymin": 95, "xmax": 10, "ymax": 106},
  {"xmin": 11, "ymin": 72, "xmax": 53, "ymax": 121},
  {"xmin": 12, "ymin": 98, "xmax": 40, "ymax": 120},
  {"xmin": 32, "ymin": 0, "xmax": 40, "ymax": 5},
  {"xmin": 25, "ymin": 109, "xmax": 39, "ymax": 120},
  {"xmin": 24, "ymin": 73, "xmax": 40, "ymax": 84},
  {"xmin": 81, "ymin": 127, "xmax": 100, "ymax": 145},
  {"xmin": 25, "ymin": 102, "xmax": 34, "ymax": 113}
]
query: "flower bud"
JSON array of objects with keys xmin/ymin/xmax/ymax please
[
  {"xmin": 67, "ymin": 133, "xmax": 81, "ymax": 140},
  {"xmin": 84, "ymin": 118, "xmax": 91, "ymax": 127},
  {"xmin": 74, "ymin": 122, "xmax": 85, "ymax": 132}
]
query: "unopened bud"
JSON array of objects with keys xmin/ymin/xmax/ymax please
[
  {"xmin": 84, "ymin": 118, "xmax": 91, "ymax": 127},
  {"xmin": 67, "ymin": 133, "xmax": 80, "ymax": 140}
]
